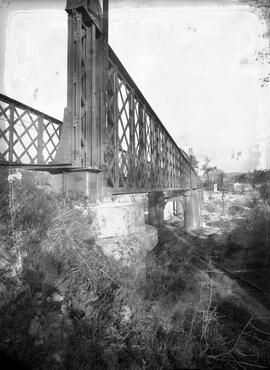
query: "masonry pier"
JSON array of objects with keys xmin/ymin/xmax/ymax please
[
  {"xmin": 184, "ymin": 190, "xmax": 201, "ymax": 231},
  {"xmin": 93, "ymin": 196, "xmax": 158, "ymax": 280}
]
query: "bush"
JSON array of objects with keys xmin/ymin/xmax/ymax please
[{"xmin": 228, "ymin": 205, "xmax": 245, "ymax": 216}]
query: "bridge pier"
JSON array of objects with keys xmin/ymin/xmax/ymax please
[
  {"xmin": 35, "ymin": 171, "xmax": 159, "ymax": 279},
  {"xmin": 183, "ymin": 189, "xmax": 201, "ymax": 231},
  {"xmin": 163, "ymin": 190, "xmax": 201, "ymax": 232},
  {"xmin": 148, "ymin": 192, "xmax": 165, "ymax": 228},
  {"xmin": 93, "ymin": 196, "xmax": 158, "ymax": 281},
  {"xmin": 2, "ymin": 168, "xmax": 158, "ymax": 282}
]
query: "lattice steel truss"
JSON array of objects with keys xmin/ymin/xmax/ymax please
[
  {"xmin": 104, "ymin": 48, "xmax": 198, "ymax": 192},
  {"xmin": 0, "ymin": 0, "xmax": 198, "ymax": 193},
  {"xmin": 0, "ymin": 94, "xmax": 61, "ymax": 164}
]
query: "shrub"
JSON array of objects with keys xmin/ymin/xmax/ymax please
[{"xmin": 228, "ymin": 205, "xmax": 245, "ymax": 216}]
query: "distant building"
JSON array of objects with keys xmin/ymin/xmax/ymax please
[
  {"xmin": 233, "ymin": 183, "xmax": 242, "ymax": 193},
  {"xmin": 242, "ymin": 183, "xmax": 253, "ymax": 192}
]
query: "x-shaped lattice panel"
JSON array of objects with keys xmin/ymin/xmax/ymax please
[
  {"xmin": 0, "ymin": 95, "xmax": 62, "ymax": 165},
  {"xmin": 104, "ymin": 48, "xmax": 198, "ymax": 191}
]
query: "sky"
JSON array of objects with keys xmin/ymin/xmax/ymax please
[{"xmin": 3, "ymin": 1, "xmax": 270, "ymax": 172}]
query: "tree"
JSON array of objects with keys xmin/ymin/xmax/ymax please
[
  {"xmin": 252, "ymin": 169, "xmax": 270, "ymax": 184},
  {"xmin": 199, "ymin": 157, "xmax": 226, "ymax": 190},
  {"xmin": 259, "ymin": 182, "xmax": 270, "ymax": 204},
  {"xmin": 200, "ymin": 157, "xmax": 218, "ymax": 189},
  {"xmin": 188, "ymin": 148, "xmax": 199, "ymax": 170},
  {"xmin": 217, "ymin": 170, "xmax": 225, "ymax": 190},
  {"xmin": 201, "ymin": 157, "xmax": 217, "ymax": 178}
]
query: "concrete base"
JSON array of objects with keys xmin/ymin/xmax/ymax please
[
  {"xmin": 96, "ymin": 225, "xmax": 158, "ymax": 280},
  {"xmin": 92, "ymin": 197, "xmax": 158, "ymax": 281},
  {"xmin": 184, "ymin": 190, "xmax": 200, "ymax": 231},
  {"xmin": 164, "ymin": 190, "xmax": 200, "ymax": 232},
  {"xmin": 92, "ymin": 200, "xmax": 146, "ymax": 238}
]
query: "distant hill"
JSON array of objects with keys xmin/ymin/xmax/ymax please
[{"xmin": 224, "ymin": 172, "xmax": 245, "ymax": 179}]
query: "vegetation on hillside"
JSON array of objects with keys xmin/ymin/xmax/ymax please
[{"xmin": 0, "ymin": 170, "xmax": 270, "ymax": 369}]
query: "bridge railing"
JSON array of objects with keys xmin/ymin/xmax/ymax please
[
  {"xmin": 105, "ymin": 47, "xmax": 198, "ymax": 192},
  {"xmin": 0, "ymin": 94, "xmax": 62, "ymax": 165}
]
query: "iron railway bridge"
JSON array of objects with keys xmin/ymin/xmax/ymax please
[{"xmin": 0, "ymin": 0, "xmax": 199, "ymax": 201}]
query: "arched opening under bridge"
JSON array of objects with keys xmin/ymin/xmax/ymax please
[{"xmin": 164, "ymin": 199, "xmax": 185, "ymax": 228}]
